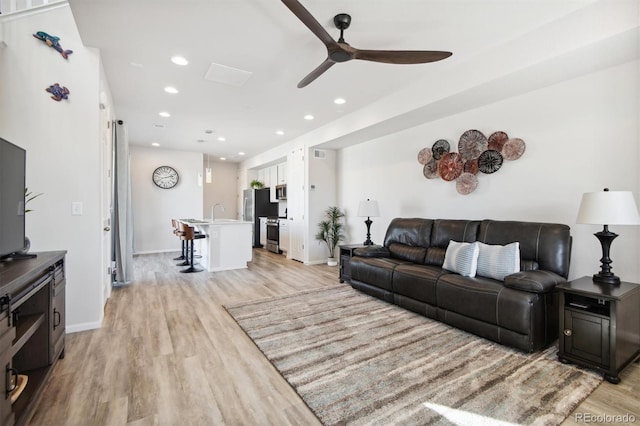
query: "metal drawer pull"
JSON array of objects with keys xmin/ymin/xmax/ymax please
[
  {"xmin": 53, "ymin": 309, "xmax": 61, "ymax": 329},
  {"xmin": 569, "ymin": 303, "xmax": 590, "ymax": 309},
  {"xmin": 6, "ymin": 365, "xmax": 18, "ymax": 397}
]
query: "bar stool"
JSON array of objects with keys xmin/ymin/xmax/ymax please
[
  {"xmin": 171, "ymin": 219, "xmax": 187, "ymax": 261},
  {"xmin": 179, "ymin": 222, "xmax": 206, "ymax": 273}
]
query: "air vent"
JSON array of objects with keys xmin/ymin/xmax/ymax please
[
  {"xmin": 204, "ymin": 62, "xmax": 253, "ymax": 87},
  {"xmin": 313, "ymin": 149, "xmax": 326, "ymax": 159}
]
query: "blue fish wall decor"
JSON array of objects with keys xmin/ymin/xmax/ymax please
[
  {"xmin": 46, "ymin": 83, "xmax": 70, "ymax": 101},
  {"xmin": 33, "ymin": 31, "xmax": 73, "ymax": 59}
]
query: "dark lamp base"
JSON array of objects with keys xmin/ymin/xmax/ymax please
[{"xmin": 593, "ymin": 273, "xmax": 621, "ymax": 285}]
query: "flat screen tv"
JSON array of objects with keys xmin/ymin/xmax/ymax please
[{"xmin": 0, "ymin": 137, "xmax": 26, "ymax": 260}]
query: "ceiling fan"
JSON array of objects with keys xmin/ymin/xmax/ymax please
[{"xmin": 281, "ymin": 0, "xmax": 453, "ymax": 88}]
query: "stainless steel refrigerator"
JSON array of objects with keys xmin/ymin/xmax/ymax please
[{"xmin": 243, "ymin": 188, "xmax": 278, "ymax": 247}]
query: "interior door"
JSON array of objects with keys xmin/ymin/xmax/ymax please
[
  {"xmin": 288, "ymin": 147, "xmax": 305, "ymax": 261},
  {"xmin": 100, "ymin": 105, "xmax": 114, "ymax": 305}
]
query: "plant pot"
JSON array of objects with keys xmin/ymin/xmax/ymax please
[{"xmin": 327, "ymin": 257, "xmax": 338, "ymax": 267}]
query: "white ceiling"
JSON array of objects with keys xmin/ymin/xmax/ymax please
[{"xmin": 68, "ymin": 0, "xmax": 612, "ymax": 163}]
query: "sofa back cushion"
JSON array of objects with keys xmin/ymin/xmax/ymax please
[
  {"xmin": 425, "ymin": 220, "xmax": 480, "ymax": 266},
  {"xmin": 384, "ymin": 218, "xmax": 433, "ymax": 263},
  {"xmin": 477, "ymin": 220, "xmax": 571, "ymax": 278}
]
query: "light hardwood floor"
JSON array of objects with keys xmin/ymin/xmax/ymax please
[{"xmin": 29, "ymin": 249, "xmax": 639, "ymax": 425}]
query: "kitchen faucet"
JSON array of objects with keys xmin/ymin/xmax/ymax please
[{"xmin": 211, "ymin": 203, "xmax": 225, "ymax": 221}]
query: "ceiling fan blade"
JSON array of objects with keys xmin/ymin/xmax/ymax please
[
  {"xmin": 354, "ymin": 50, "xmax": 452, "ymax": 64},
  {"xmin": 298, "ymin": 58, "xmax": 335, "ymax": 88},
  {"xmin": 281, "ymin": 0, "xmax": 338, "ymax": 48}
]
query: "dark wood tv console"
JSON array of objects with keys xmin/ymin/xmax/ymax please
[{"xmin": 0, "ymin": 251, "xmax": 66, "ymax": 426}]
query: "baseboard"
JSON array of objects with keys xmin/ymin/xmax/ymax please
[
  {"xmin": 305, "ymin": 259, "xmax": 329, "ymax": 266},
  {"xmin": 66, "ymin": 320, "xmax": 102, "ymax": 333},
  {"xmin": 133, "ymin": 249, "xmax": 178, "ymax": 255}
]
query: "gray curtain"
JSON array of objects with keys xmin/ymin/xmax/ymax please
[{"xmin": 112, "ymin": 120, "xmax": 134, "ymax": 285}]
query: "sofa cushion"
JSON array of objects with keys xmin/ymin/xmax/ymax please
[
  {"xmin": 388, "ymin": 243, "xmax": 427, "ymax": 263},
  {"xmin": 383, "ymin": 218, "xmax": 433, "ymax": 250},
  {"xmin": 350, "ymin": 257, "xmax": 409, "ymax": 291},
  {"xmin": 392, "ymin": 264, "xmax": 449, "ymax": 305},
  {"xmin": 478, "ymin": 220, "xmax": 571, "ymax": 278},
  {"xmin": 443, "ymin": 241, "xmax": 479, "ymax": 277},
  {"xmin": 476, "ymin": 242, "xmax": 520, "ymax": 281},
  {"xmin": 436, "ymin": 274, "xmax": 505, "ymax": 325},
  {"xmin": 425, "ymin": 220, "xmax": 480, "ymax": 266}
]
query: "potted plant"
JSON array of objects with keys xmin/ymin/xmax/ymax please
[
  {"xmin": 21, "ymin": 188, "xmax": 43, "ymax": 253},
  {"xmin": 315, "ymin": 206, "xmax": 345, "ymax": 266},
  {"xmin": 250, "ymin": 179, "xmax": 264, "ymax": 189}
]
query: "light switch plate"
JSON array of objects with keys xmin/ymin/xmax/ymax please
[{"xmin": 71, "ymin": 201, "xmax": 83, "ymax": 216}]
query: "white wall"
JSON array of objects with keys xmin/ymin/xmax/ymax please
[
  {"xmin": 0, "ymin": 4, "xmax": 105, "ymax": 330},
  {"xmin": 203, "ymin": 159, "xmax": 238, "ymax": 220},
  {"xmin": 338, "ymin": 60, "xmax": 640, "ymax": 282},
  {"xmin": 130, "ymin": 147, "xmax": 203, "ymax": 253}
]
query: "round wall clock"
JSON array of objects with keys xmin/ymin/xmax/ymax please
[{"xmin": 152, "ymin": 166, "xmax": 179, "ymax": 189}]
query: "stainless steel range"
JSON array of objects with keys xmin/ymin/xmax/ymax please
[{"xmin": 266, "ymin": 216, "xmax": 281, "ymax": 254}]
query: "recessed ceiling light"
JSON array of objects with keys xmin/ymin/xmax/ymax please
[
  {"xmin": 217, "ymin": 137, "xmax": 226, "ymax": 142},
  {"xmin": 276, "ymin": 130, "xmax": 284, "ymax": 135},
  {"xmin": 204, "ymin": 129, "xmax": 214, "ymax": 134},
  {"xmin": 238, "ymin": 152, "xmax": 245, "ymax": 156},
  {"xmin": 151, "ymin": 142, "xmax": 160, "ymax": 147},
  {"xmin": 220, "ymin": 157, "xmax": 226, "ymax": 161},
  {"xmin": 304, "ymin": 114, "xmax": 314, "ymax": 120},
  {"xmin": 334, "ymin": 98, "xmax": 346, "ymax": 105},
  {"xmin": 171, "ymin": 56, "xmax": 189, "ymax": 66},
  {"xmin": 159, "ymin": 111, "xmax": 171, "ymax": 118},
  {"xmin": 129, "ymin": 62, "xmax": 143, "ymax": 68},
  {"xmin": 164, "ymin": 86, "xmax": 179, "ymax": 94}
]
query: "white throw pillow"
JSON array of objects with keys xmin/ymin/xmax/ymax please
[
  {"xmin": 476, "ymin": 242, "xmax": 520, "ymax": 281},
  {"xmin": 443, "ymin": 241, "xmax": 479, "ymax": 277}
]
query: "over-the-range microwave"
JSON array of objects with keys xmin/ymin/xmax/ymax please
[{"xmin": 276, "ymin": 184, "xmax": 286, "ymax": 200}]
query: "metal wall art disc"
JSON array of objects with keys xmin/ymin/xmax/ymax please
[
  {"xmin": 458, "ymin": 129, "xmax": 488, "ymax": 161},
  {"xmin": 456, "ymin": 172, "xmax": 478, "ymax": 195},
  {"xmin": 417, "ymin": 147, "xmax": 433, "ymax": 165},
  {"xmin": 423, "ymin": 159, "xmax": 439, "ymax": 179},
  {"xmin": 488, "ymin": 131, "xmax": 509, "ymax": 151},
  {"xmin": 463, "ymin": 159, "xmax": 479, "ymax": 175},
  {"xmin": 477, "ymin": 149, "xmax": 504, "ymax": 174},
  {"xmin": 438, "ymin": 152, "xmax": 464, "ymax": 181},
  {"xmin": 502, "ymin": 138, "xmax": 526, "ymax": 160},
  {"xmin": 432, "ymin": 139, "xmax": 450, "ymax": 160}
]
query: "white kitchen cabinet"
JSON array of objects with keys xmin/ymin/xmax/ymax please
[
  {"xmin": 279, "ymin": 220, "xmax": 289, "ymax": 253},
  {"xmin": 277, "ymin": 162, "xmax": 287, "ymax": 184},
  {"xmin": 259, "ymin": 217, "xmax": 267, "ymax": 247},
  {"xmin": 257, "ymin": 168, "xmax": 266, "ymax": 187},
  {"xmin": 269, "ymin": 165, "xmax": 278, "ymax": 202}
]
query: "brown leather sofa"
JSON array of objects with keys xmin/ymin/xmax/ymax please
[{"xmin": 349, "ymin": 218, "xmax": 572, "ymax": 352}]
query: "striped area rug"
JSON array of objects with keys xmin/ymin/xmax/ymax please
[{"xmin": 225, "ymin": 285, "xmax": 602, "ymax": 425}]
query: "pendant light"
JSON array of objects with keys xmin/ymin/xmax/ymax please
[{"xmin": 205, "ymin": 153, "xmax": 212, "ymax": 183}]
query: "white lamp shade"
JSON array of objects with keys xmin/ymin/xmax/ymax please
[
  {"xmin": 358, "ymin": 199, "xmax": 380, "ymax": 217},
  {"xmin": 576, "ymin": 190, "xmax": 640, "ymax": 225}
]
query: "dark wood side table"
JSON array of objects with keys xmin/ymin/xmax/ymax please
[
  {"xmin": 339, "ymin": 244, "xmax": 369, "ymax": 283},
  {"xmin": 557, "ymin": 276, "xmax": 640, "ymax": 384}
]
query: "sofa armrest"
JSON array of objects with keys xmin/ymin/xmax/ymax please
[
  {"xmin": 353, "ymin": 246, "xmax": 390, "ymax": 258},
  {"xmin": 504, "ymin": 270, "xmax": 566, "ymax": 293}
]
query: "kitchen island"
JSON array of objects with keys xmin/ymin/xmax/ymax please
[{"xmin": 180, "ymin": 219, "xmax": 252, "ymax": 272}]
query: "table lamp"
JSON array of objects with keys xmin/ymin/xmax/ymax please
[
  {"xmin": 576, "ymin": 188, "xmax": 640, "ymax": 285},
  {"xmin": 358, "ymin": 199, "xmax": 379, "ymax": 246}
]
